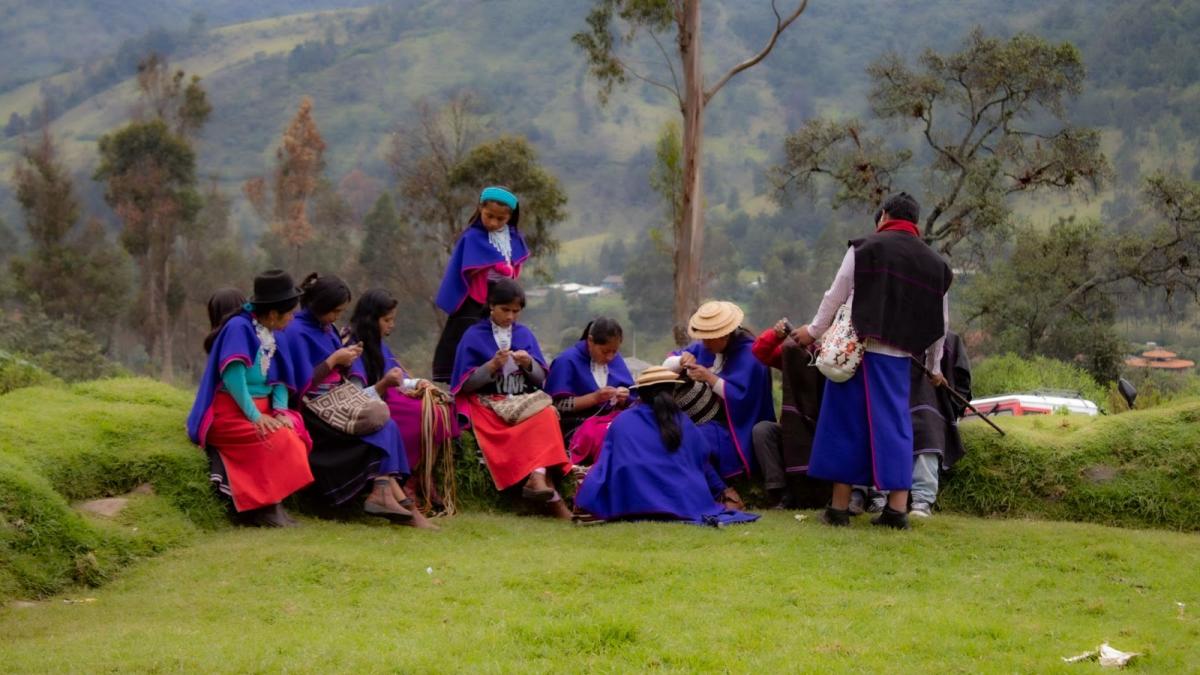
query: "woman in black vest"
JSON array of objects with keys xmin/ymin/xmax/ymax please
[{"xmin": 792, "ymin": 192, "xmax": 952, "ymax": 530}]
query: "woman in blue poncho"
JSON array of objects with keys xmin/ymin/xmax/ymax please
[{"xmin": 574, "ymin": 366, "xmax": 758, "ymax": 526}]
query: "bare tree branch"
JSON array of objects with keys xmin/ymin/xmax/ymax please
[
  {"xmin": 613, "ymin": 54, "xmax": 685, "ymax": 103},
  {"xmin": 648, "ymin": 29, "xmax": 684, "ymax": 109},
  {"xmin": 705, "ymin": 0, "xmax": 808, "ymax": 104}
]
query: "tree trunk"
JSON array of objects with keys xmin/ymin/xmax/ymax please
[
  {"xmin": 673, "ymin": 0, "xmax": 705, "ymax": 346},
  {"xmin": 159, "ymin": 254, "xmax": 174, "ymax": 382}
]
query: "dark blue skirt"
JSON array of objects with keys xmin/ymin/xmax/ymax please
[{"xmin": 808, "ymin": 351, "xmax": 914, "ymax": 490}]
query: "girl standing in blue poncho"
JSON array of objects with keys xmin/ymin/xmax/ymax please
[
  {"xmin": 432, "ymin": 186, "xmax": 529, "ymax": 383},
  {"xmin": 574, "ymin": 366, "xmax": 758, "ymax": 526}
]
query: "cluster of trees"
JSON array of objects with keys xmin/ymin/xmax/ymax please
[
  {"xmin": 2, "ymin": 59, "xmax": 569, "ymax": 383},
  {"xmin": 606, "ymin": 24, "xmax": 1200, "ymax": 383}
]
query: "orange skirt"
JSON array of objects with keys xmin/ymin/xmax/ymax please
[
  {"xmin": 462, "ymin": 395, "xmax": 571, "ymax": 490},
  {"xmin": 207, "ymin": 392, "xmax": 314, "ymax": 512}
]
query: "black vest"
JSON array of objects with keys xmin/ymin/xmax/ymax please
[{"xmin": 850, "ymin": 231, "xmax": 952, "ymax": 356}]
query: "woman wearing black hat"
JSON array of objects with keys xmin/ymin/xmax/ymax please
[{"xmin": 186, "ymin": 270, "xmax": 314, "ymax": 528}]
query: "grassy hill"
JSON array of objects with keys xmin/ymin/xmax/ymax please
[{"xmin": 4, "ymin": 0, "xmax": 1198, "ymax": 245}]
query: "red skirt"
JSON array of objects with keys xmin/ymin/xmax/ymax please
[
  {"xmin": 207, "ymin": 392, "xmax": 314, "ymax": 512},
  {"xmin": 461, "ymin": 395, "xmax": 571, "ymax": 490}
]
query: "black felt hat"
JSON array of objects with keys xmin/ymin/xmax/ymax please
[{"xmin": 249, "ymin": 269, "xmax": 301, "ymax": 304}]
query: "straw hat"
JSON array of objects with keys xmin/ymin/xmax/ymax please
[
  {"xmin": 687, "ymin": 300, "xmax": 744, "ymax": 339},
  {"xmin": 631, "ymin": 366, "xmax": 685, "ymax": 389}
]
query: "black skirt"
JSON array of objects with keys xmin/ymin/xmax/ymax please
[
  {"xmin": 431, "ymin": 298, "xmax": 488, "ymax": 383},
  {"xmin": 302, "ymin": 407, "xmax": 383, "ymax": 506}
]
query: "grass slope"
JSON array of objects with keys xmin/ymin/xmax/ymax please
[
  {"xmin": 0, "ymin": 513, "xmax": 1197, "ymax": 672},
  {"xmin": 944, "ymin": 399, "xmax": 1200, "ymax": 530},
  {"xmin": 0, "ymin": 379, "xmax": 224, "ymax": 601}
]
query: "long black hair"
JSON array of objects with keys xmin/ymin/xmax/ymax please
[
  {"xmin": 203, "ymin": 288, "xmax": 246, "ymax": 354},
  {"xmin": 641, "ymin": 382, "xmax": 683, "ymax": 452},
  {"xmin": 348, "ymin": 288, "xmax": 399, "ymax": 384},
  {"xmin": 299, "ymin": 272, "xmax": 352, "ymax": 316},
  {"xmin": 580, "ymin": 317, "xmax": 623, "ymax": 344}
]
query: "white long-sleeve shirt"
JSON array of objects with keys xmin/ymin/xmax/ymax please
[{"xmin": 806, "ymin": 247, "xmax": 948, "ymax": 375}]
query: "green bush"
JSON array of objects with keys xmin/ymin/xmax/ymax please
[
  {"xmin": 0, "ymin": 349, "xmax": 58, "ymax": 394},
  {"xmin": 0, "ymin": 309, "xmax": 123, "ymax": 382},
  {"xmin": 972, "ymin": 353, "xmax": 1107, "ymax": 407},
  {"xmin": 943, "ymin": 397, "xmax": 1200, "ymax": 530},
  {"xmin": 0, "ymin": 378, "xmax": 223, "ymax": 601}
]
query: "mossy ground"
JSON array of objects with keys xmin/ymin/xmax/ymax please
[
  {"xmin": 943, "ymin": 400, "xmax": 1200, "ymax": 530},
  {"xmin": 2, "ymin": 378, "xmax": 1199, "ymax": 672}
]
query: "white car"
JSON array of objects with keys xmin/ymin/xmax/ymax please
[{"xmin": 964, "ymin": 393, "xmax": 1100, "ymax": 418}]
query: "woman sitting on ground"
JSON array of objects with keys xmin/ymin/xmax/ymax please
[
  {"xmin": 546, "ymin": 318, "xmax": 634, "ymax": 465},
  {"xmin": 186, "ymin": 271, "xmax": 313, "ymax": 528},
  {"xmin": 664, "ymin": 301, "xmax": 776, "ymax": 482},
  {"xmin": 574, "ymin": 366, "xmax": 758, "ymax": 526},
  {"xmin": 279, "ymin": 273, "xmax": 416, "ymax": 524},
  {"xmin": 346, "ymin": 288, "xmax": 456, "ymax": 522},
  {"xmin": 451, "ymin": 279, "xmax": 572, "ymax": 519}
]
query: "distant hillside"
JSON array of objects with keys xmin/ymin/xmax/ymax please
[
  {"xmin": 2, "ymin": 0, "xmax": 1199, "ymax": 245},
  {"xmin": 0, "ymin": 0, "xmax": 379, "ymax": 92}
]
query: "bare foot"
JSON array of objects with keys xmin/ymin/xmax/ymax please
[
  {"xmin": 546, "ymin": 500, "xmax": 573, "ymax": 520},
  {"xmin": 402, "ymin": 510, "xmax": 440, "ymax": 531}
]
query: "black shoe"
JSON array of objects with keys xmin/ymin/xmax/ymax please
[
  {"xmin": 820, "ymin": 507, "xmax": 851, "ymax": 527},
  {"xmin": 870, "ymin": 505, "xmax": 910, "ymax": 530}
]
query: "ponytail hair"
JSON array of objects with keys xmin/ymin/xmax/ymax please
[
  {"xmin": 641, "ymin": 382, "xmax": 683, "ymax": 451},
  {"xmin": 348, "ymin": 288, "xmax": 399, "ymax": 384},
  {"xmin": 580, "ymin": 317, "xmax": 623, "ymax": 344},
  {"xmin": 300, "ymin": 272, "xmax": 352, "ymax": 316},
  {"xmin": 203, "ymin": 288, "xmax": 247, "ymax": 354}
]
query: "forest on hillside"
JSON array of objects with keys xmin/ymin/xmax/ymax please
[{"xmin": 1, "ymin": 0, "xmax": 1199, "ymax": 397}]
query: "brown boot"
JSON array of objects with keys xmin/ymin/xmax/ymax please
[{"xmin": 522, "ymin": 471, "xmax": 554, "ymax": 502}]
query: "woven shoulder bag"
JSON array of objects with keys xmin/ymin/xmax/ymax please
[
  {"xmin": 814, "ymin": 295, "xmax": 864, "ymax": 383},
  {"xmin": 305, "ymin": 381, "xmax": 391, "ymax": 435}
]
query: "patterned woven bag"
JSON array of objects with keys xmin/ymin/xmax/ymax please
[
  {"xmin": 814, "ymin": 295, "xmax": 864, "ymax": 383},
  {"xmin": 305, "ymin": 381, "xmax": 391, "ymax": 435},
  {"xmin": 480, "ymin": 390, "xmax": 553, "ymax": 425}
]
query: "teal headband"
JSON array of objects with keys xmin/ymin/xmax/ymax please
[{"xmin": 480, "ymin": 186, "xmax": 518, "ymax": 209}]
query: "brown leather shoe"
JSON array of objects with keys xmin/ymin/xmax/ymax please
[{"xmin": 364, "ymin": 499, "xmax": 415, "ymax": 522}]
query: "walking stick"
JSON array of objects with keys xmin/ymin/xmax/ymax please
[{"xmin": 908, "ymin": 355, "xmax": 1005, "ymax": 436}]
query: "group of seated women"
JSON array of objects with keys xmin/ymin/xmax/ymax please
[
  {"xmin": 188, "ymin": 270, "xmax": 449, "ymax": 528},
  {"xmin": 187, "ymin": 269, "xmax": 777, "ymax": 528}
]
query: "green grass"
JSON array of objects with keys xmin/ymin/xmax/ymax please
[
  {"xmin": 0, "ymin": 379, "xmax": 224, "ymax": 601},
  {"xmin": 0, "ymin": 513, "xmax": 1197, "ymax": 672}
]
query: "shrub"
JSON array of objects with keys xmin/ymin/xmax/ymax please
[
  {"xmin": 972, "ymin": 353, "xmax": 1107, "ymax": 407},
  {"xmin": 0, "ymin": 310, "xmax": 123, "ymax": 382},
  {"xmin": 0, "ymin": 350, "xmax": 57, "ymax": 394},
  {"xmin": 943, "ymin": 397, "xmax": 1200, "ymax": 530}
]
